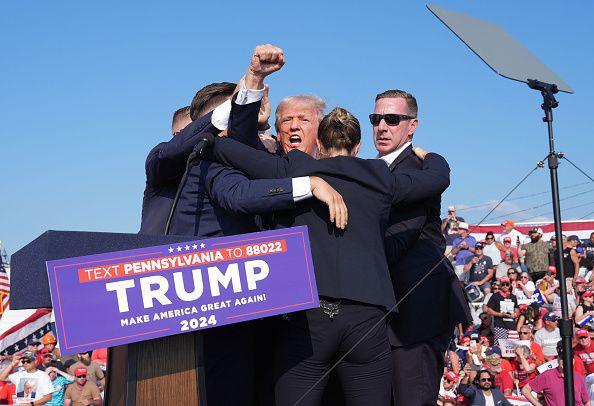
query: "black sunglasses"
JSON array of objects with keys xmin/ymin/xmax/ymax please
[
  {"xmin": 479, "ymin": 378, "xmax": 491, "ymax": 382},
  {"xmin": 501, "ymin": 282, "xmax": 510, "ymax": 286},
  {"xmin": 369, "ymin": 113, "xmax": 415, "ymax": 126},
  {"xmin": 22, "ymin": 359, "xmax": 33, "ymax": 364},
  {"xmin": 76, "ymin": 375, "xmax": 87, "ymax": 378}
]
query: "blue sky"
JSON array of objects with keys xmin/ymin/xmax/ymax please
[{"xmin": 1, "ymin": 1, "xmax": 593, "ymax": 254}]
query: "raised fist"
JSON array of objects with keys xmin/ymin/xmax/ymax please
[{"xmin": 248, "ymin": 44, "xmax": 285, "ymax": 78}]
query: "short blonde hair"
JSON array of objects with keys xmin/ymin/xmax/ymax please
[{"xmin": 275, "ymin": 95, "xmax": 326, "ymax": 130}]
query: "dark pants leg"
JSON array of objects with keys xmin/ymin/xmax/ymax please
[
  {"xmin": 203, "ymin": 321, "xmax": 255, "ymax": 406},
  {"xmin": 274, "ymin": 303, "xmax": 392, "ymax": 406},
  {"xmin": 391, "ymin": 336, "xmax": 449, "ymax": 406}
]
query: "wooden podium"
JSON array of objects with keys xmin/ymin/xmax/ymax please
[{"xmin": 11, "ymin": 230, "xmax": 207, "ymax": 405}]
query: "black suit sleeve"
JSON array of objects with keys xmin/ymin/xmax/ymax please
[
  {"xmin": 210, "ymin": 136, "xmax": 298, "ymax": 178},
  {"xmin": 385, "ymin": 206, "xmax": 427, "ymax": 265},
  {"xmin": 145, "ymin": 112, "xmax": 217, "ymax": 188},
  {"xmin": 391, "ymin": 153, "xmax": 450, "ymax": 205}
]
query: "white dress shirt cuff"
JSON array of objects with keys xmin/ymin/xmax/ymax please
[
  {"xmin": 211, "ymin": 99, "xmax": 232, "ymax": 131},
  {"xmin": 292, "ymin": 176, "xmax": 313, "ymax": 202},
  {"xmin": 235, "ymin": 83, "xmax": 265, "ymax": 105}
]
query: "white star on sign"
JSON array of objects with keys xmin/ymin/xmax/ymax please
[
  {"xmin": 168, "ymin": 247, "xmax": 174, "ymax": 253},
  {"xmin": 13, "ymin": 344, "xmax": 19, "ymax": 351},
  {"xmin": 200, "ymin": 242, "xmax": 206, "ymax": 249},
  {"xmin": 192, "ymin": 244, "xmax": 198, "ymax": 250},
  {"xmin": 184, "ymin": 245, "xmax": 190, "ymax": 251},
  {"xmin": 176, "ymin": 246, "xmax": 182, "ymax": 252}
]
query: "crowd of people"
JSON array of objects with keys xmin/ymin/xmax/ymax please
[
  {"xmin": 0, "ymin": 333, "xmax": 107, "ymax": 405},
  {"xmin": 438, "ymin": 212, "xmax": 594, "ymax": 405}
]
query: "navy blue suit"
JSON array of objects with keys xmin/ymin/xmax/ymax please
[
  {"xmin": 386, "ymin": 145, "xmax": 471, "ymax": 405},
  {"xmin": 210, "ymin": 137, "xmax": 451, "ymax": 405},
  {"xmin": 139, "ymin": 112, "xmax": 218, "ymax": 234},
  {"xmin": 163, "ymin": 99, "xmax": 298, "ymax": 406}
]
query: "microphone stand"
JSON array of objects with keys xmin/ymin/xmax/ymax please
[{"xmin": 528, "ymin": 79, "xmax": 574, "ymax": 405}]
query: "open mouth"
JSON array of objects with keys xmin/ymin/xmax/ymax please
[{"xmin": 289, "ymin": 135, "xmax": 302, "ymax": 147}]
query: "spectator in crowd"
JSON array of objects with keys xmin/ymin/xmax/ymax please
[
  {"xmin": 520, "ymin": 227, "xmax": 550, "ymax": 281},
  {"xmin": 534, "ymin": 312, "xmax": 561, "ymax": 361},
  {"xmin": 458, "ymin": 369, "xmax": 512, "ymax": 406},
  {"xmin": 437, "ymin": 370, "xmax": 459, "ymax": 405},
  {"xmin": 518, "ymin": 325, "xmax": 545, "ymax": 365},
  {"xmin": 575, "ymin": 290, "xmax": 594, "ymax": 327},
  {"xmin": 46, "ymin": 365, "xmax": 74, "ymax": 406},
  {"xmin": 543, "ymin": 277, "xmax": 577, "ymax": 319},
  {"xmin": 514, "ymin": 271, "xmax": 536, "ymax": 301},
  {"xmin": 464, "ymin": 243, "xmax": 494, "ymax": 293},
  {"xmin": 26, "ymin": 340, "xmax": 40, "ymax": 353},
  {"xmin": 495, "ymin": 251, "xmax": 521, "ymax": 279},
  {"xmin": 476, "ymin": 312, "xmax": 494, "ymax": 346},
  {"xmin": 564, "ymin": 235, "xmax": 583, "ymax": 279},
  {"xmin": 466, "ymin": 333, "xmax": 486, "ymax": 372},
  {"xmin": 0, "ymin": 350, "xmax": 53, "ymax": 405},
  {"xmin": 442, "ymin": 206, "xmax": 465, "ymax": 247},
  {"xmin": 482, "ymin": 231, "xmax": 501, "ymax": 266},
  {"xmin": 40, "ymin": 333, "xmax": 60, "ymax": 360},
  {"xmin": 576, "ymin": 276, "xmax": 589, "ymax": 298},
  {"xmin": 483, "ymin": 347, "xmax": 513, "ymax": 396},
  {"xmin": 64, "ymin": 367, "xmax": 102, "ymax": 406},
  {"xmin": 583, "ymin": 232, "xmax": 594, "ymax": 271},
  {"xmin": 451, "ymin": 222, "xmax": 477, "ymax": 281},
  {"xmin": 485, "ymin": 276, "xmax": 519, "ymax": 344},
  {"xmin": 37, "ymin": 348, "xmax": 64, "ymax": 372},
  {"xmin": 522, "ymin": 341, "xmax": 590, "ymax": 406},
  {"xmin": 496, "ymin": 237, "xmax": 520, "ymax": 263},
  {"xmin": 574, "ymin": 329, "xmax": 594, "ymax": 374},
  {"xmin": 498, "ymin": 219, "xmax": 526, "ymax": 245},
  {"xmin": 68, "ymin": 351, "xmax": 105, "ymax": 392},
  {"xmin": 510, "ymin": 345, "xmax": 537, "ymax": 388},
  {"xmin": 535, "ymin": 267, "xmax": 559, "ymax": 299},
  {"xmin": 91, "ymin": 349, "xmax": 107, "ymax": 371}
]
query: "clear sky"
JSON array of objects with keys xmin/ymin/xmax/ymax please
[{"xmin": 1, "ymin": 1, "xmax": 593, "ymax": 255}]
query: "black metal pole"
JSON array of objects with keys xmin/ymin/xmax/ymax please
[{"xmin": 529, "ymin": 80, "xmax": 574, "ymax": 405}]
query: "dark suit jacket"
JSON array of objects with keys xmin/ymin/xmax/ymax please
[
  {"xmin": 168, "ymin": 99, "xmax": 296, "ymax": 238},
  {"xmin": 386, "ymin": 145, "xmax": 471, "ymax": 346},
  {"xmin": 211, "ymin": 137, "xmax": 450, "ymax": 310},
  {"xmin": 139, "ymin": 112, "xmax": 218, "ymax": 234}
]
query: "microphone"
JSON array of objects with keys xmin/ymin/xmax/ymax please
[
  {"xmin": 187, "ymin": 132, "xmax": 216, "ymax": 165},
  {"xmin": 164, "ymin": 132, "xmax": 216, "ymax": 235}
]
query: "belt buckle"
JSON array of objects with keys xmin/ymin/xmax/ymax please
[{"xmin": 319, "ymin": 298, "xmax": 341, "ymax": 320}]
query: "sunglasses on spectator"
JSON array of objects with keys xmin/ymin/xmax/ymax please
[
  {"xmin": 580, "ymin": 336, "xmax": 590, "ymax": 339},
  {"xmin": 519, "ymin": 331, "xmax": 531, "ymax": 335},
  {"xmin": 507, "ymin": 272, "xmax": 515, "ymax": 275},
  {"xmin": 501, "ymin": 282, "xmax": 510, "ymax": 286},
  {"xmin": 22, "ymin": 359, "xmax": 33, "ymax": 364},
  {"xmin": 369, "ymin": 113, "xmax": 415, "ymax": 126},
  {"xmin": 76, "ymin": 375, "xmax": 87, "ymax": 379},
  {"xmin": 479, "ymin": 378, "xmax": 491, "ymax": 382},
  {"xmin": 486, "ymin": 236, "xmax": 494, "ymax": 240}
]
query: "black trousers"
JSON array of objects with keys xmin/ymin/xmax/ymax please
[
  {"xmin": 203, "ymin": 321, "xmax": 257, "ymax": 406},
  {"xmin": 274, "ymin": 302, "xmax": 392, "ymax": 406},
  {"xmin": 391, "ymin": 334, "xmax": 450, "ymax": 406}
]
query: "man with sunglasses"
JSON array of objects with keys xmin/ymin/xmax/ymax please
[
  {"xmin": 64, "ymin": 367, "xmax": 102, "ymax": 406},
  {"xmin": 458, "ymin": 369, "xmax": 512, "ymax": 406},
  {"xmin": 518, "ymin": 326, "xmax": 545, "ymax": 365},
  {"xmin": 0, "ymin": 350, "xmax": 53, "ymax": 405},
  {"xmin": 485, "ymin": 276, "xmax": 520, "ymax": 345},
  {"xmin": 371, "ymin": 89, "xmax": 470, "ymax": 405}
]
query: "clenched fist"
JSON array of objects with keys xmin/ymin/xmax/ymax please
[{"xmin": 245, "ymin": 44, "xmax": 285, "ymax": 90}]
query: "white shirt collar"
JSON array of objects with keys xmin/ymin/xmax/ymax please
[{"xmin": 378, "ymin": 141, "xmax": 412, "ymax": 166}]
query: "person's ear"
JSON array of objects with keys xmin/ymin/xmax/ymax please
[{"xmin": 352, "ymin": 142, "xmax": 361, "ymax": 156}]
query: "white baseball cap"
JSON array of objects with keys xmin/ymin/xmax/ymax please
[{"xmin": 458, "ymin": 222, "xmax": 469, "ymax": 230}]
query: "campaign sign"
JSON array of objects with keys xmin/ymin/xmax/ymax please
[{"xmin": 46, "ymin": 226, "xmax": 318, "ymax": 354}]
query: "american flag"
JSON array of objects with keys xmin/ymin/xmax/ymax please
[
  {"xmin": 0, "ymin": 309, "xmax": 53, "ymax": 355},
  {"xmin": 0, "ymin": 259, "xmax": 9, "ymax": 318}
]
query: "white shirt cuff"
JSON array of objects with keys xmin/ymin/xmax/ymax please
[
  {"xmin": 235, "ymin": 83, "xmax": 265, "ymax": 105},
  {"xmin": 211, "ymin": 99, "xmax": 232, "ymax": 131},
  {"xmin": 292, "ymin": 176, "xmax": 313, "ymax": 202}
]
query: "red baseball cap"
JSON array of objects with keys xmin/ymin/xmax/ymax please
[
  {"xmin": 547, "ymin": 266, "xmax": 557, "ymax": 275},
  {"xmin": 583, "ymin": 290, "xmax": 594, "ymax": 298},
  {"xmin": 500, "ymin": 276, "xmax": 511, "ymax": 283},
  {"xmin": 577, "ymin": 329, "xmax": 589, "ymax": 338},
  {"xmin": 576, "ymin": 277, "xmax": 586, "ymax": 283},
  {"xmin": 444, "ymin": 370, "xmax": 458, "ymax": 382},
  {"xmin": 503, "ymin": 237, "xmax": 512, "ymax": 243},
  {"xmin": 74, "ymin": 367, "xmax": 87, "ymax": 377}
]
